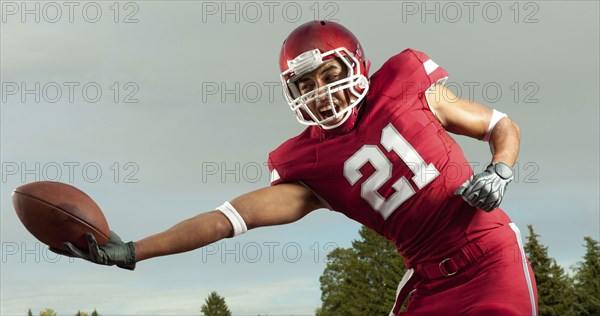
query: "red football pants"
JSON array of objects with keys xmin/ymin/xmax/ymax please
[{"xmin": 391, "ymin": 223, "xmax": 538, "ymax": 315}]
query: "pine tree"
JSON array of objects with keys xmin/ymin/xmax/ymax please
[
  {"xmin": 28, "ymin": 309, "xmax": 33, "ymax": 316},
  {"xmin": 572, "ymin": 236, "xmax": 600, "ymax": 315},
  {"xmin": 524, "ymin": 224, "xmax": 575, "ymax": 315},
  {"xmin": 200, "ymin": 291, "xmax": 232, "ymax": 316},
  {"xmin": 318, "ymin": 226, "xmax": 407, "ymax": 316},
  {"xmin": 39, "ymin": 309, "xmax": 57, "ymax": 316},
  {"xmin": 91, "ymin": 308, "xmax": 100, "ymax": 316}
]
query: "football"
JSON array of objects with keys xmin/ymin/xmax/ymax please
[{"xmin": 12, "ymin": 181, "xmax": 110, "ymax": 250}]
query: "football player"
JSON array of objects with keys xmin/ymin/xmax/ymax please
[{"xmin": 56, "ymin": 21, "xmax": 538, "ymax": 315}]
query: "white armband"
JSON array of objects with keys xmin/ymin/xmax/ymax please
[
  {"xmin": 216, "ymin": 201, "xmax": 247, "ymax": 237},
  {"xmin": 482, "ymin": 109, "xmax": 508, "ymax": 142}
]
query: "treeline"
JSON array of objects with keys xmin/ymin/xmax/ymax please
[
  {"xmin": 27, "ymin": 292, "xmax": 233, "ymax": 316},
  {"xmin": 316, "ymin": 224, "xmax": 600, "ymax": 316},
  {"xmin": 27, "ymin": 309, "xmax": 99, "ymax": 316}
]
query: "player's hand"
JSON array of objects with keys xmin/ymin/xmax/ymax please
[
  {"xmin": 50, "ymin": 231, "xmax": 136, "ymax": 270},
  {"xmin": 454, "ymin": 162, "xmax": 514, "ymax": 212}
]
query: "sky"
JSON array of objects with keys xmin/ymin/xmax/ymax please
[{"xmin": 1, "ymin": 1, "xmax": 599, "ymax": 315}]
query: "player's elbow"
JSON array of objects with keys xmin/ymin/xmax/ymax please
[
  {"xmin": 496, "ymin": 116, "xmax": 520, "ymax": 141},
  {"xmin": 509, "ymin": 117, "xmax": 521, "ymax": 141}
]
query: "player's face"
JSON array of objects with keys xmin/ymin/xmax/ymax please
[{"xmin": 295, "ymin": 58, "xmax": 354, "ymax": 126}]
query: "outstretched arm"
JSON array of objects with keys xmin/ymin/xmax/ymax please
[{"xmin": 56, "ymin": 182, "xmax": 324, "ymax": 268}]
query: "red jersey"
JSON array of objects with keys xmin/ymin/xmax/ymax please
[{"xmin": 268, "ymin": 49, "xmax": 512, "ymax": 267}]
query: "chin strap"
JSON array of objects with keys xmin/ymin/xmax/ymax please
[{"xmin": 321, "ymin": 105, "xmax": 361, "ymax": 138}]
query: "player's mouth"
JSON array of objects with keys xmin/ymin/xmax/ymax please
[{"xmin": 318, "ymin": 104, "xmax": 341, "ymax": 120}]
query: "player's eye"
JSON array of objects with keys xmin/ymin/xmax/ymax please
[
  {"xmin": 299, "ymin": 83, "xmax": 314, "ymax": 94},
  {"xmin": 323, "ymin": 71, "xmax": 342, "ymax": 84}
]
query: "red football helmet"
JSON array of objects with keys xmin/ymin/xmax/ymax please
[{"xmin": 279, "ymin": 21, "xmax": 370, "ymax": 133}]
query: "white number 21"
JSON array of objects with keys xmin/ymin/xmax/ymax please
[{"xmin": 343, "ymin": 124, "xmax": 440, "ymax": 219}]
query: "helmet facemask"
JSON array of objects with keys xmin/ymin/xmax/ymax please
[{"xmin": 280, "ymin": 48, "xmax": 369, "ymax": 130}]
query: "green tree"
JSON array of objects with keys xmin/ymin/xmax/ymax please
[
  {"xmin": 91, "ymin": 308, "xmax": 100, "ymax": 316},
  {"xmin": 318, "ymin": 226, "xmax": 407, "ymax": 316},
  {"xmin": 318, "ymin": 247, "xmax": 358, "ymax": 315},
  {"xmin": 39, "ymin": 309, "xmax": 57, "ymax": 316},
  {"xmin": 572, "ymin": 236, "xmax": 600, "ymax": 315},
  {"xmin": 524, "ymin": 224, "xmax": 575, "ymax": 315},
  {"xmin": 75, "ymin": 311, "xmax": 89, "ymax": 316},
  {"xmin": 28, "ymin": 309, "xmax": 33, "ymax": 316},
  {"xmin": 200, "ymin": 291, "xmax": 232, "ymax": 316}
]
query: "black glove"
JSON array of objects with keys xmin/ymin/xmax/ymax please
[
  {"xmin": 454, "ymin": 162, "xmax": 514, "ymax": 212},
  {"xmin": 50, "ymin": 231, "xmax": 136, "ymax": 270}
]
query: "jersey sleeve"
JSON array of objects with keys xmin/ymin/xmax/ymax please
[
  {"xmin": 267, "ymin": 129, "xmax": 317, "ymax": 186},
  {"xmin": 407, "ymin": 48, "xmax": 448, "ymax": 89},
  {"xmin": 267, "ymin": 152, "xmax": 285, "ymax": 186},
  {"xmin": 373, "ymin": 48, "xmax": 448, "ymax": 100}
]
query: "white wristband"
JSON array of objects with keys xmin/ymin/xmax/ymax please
[
  {"xmin": 216, "ymin": 201, "xmax": 248, "ymax": 237},
  {"xmin": 483, "ymin": 109, "xmax": 508, "ymax": 142}
]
